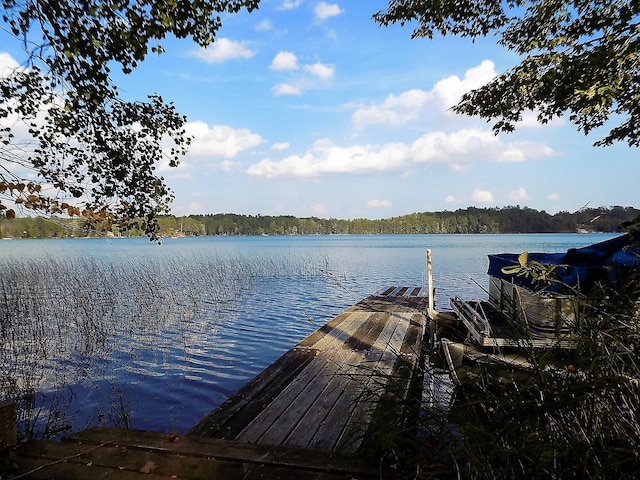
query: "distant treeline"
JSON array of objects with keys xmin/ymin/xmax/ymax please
[
  {"xmin": 1, "ymin": 206, "xmax": 638, "ymax": 239},
  {"xmin": 190, "ymin": 206, "xmax": 639, "ymax": 236}
]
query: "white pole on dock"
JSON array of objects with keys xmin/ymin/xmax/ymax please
[
  {"xmin": 426, "ymin": 248, "xmax": 438, "ymax": 402},
  {"xmin": 427, "ymin": 249, "xmax": 434, "ymax": 314}
]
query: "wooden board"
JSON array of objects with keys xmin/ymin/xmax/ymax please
[
  {"xmin": 188, "ymin": 288, "xmax": 429, "ymax": 456},
  {"xmin": 14, "ymin": 428, "xmax": 381, "ymax": 479},
  {"xmin": 12, "ymin": 287, "xmax": 430, "ymax": 480}
]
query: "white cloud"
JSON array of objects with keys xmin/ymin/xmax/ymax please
[
  {"xmin": 450, "ymin": 164, "xmax": 470, "ymax": 173},
  {"xmin": 270, "ymin": 61, "xmax": 334, "ymax": 96},
  {"xmin": 509, "ymin": 187, "xmax": 530, "ymax": 202},
  {"xmin": 411, "ymin": 129, "xmax": 558, "ymax": 165},
  {"xmin": 367, "ymin": 199, "xmax": 391, "ymax": 208},
  {"xmin": 0, "ymin": 52, "xmax": 20, "ymax": 78},
  {"xmin": 247, "ymin": 139, "xmax": 408, "ymax": 178},
  {"xmin": 165, "ymin": 169, "xmax": 193, "ymax": 180},
  {"xmin": 548, "ymin": 193, "xmax": 560, "ymax": 201},
  {"xmin": 351, "ymin": 59, "xmax": 565, "ymax": 130},
  {"xmin": 256, "ymin": 19, "xmax": 273, "ymax": 31},
  {"xmin": 350, "ymin": 61, "xmax": 496, "ymax": 129},
  {"xmin": 314, "ymin": 2, "xmax": 344, "ymax": 21},
  {"xmin": 497, "ymin": 141, "xmax": 557, "ymax": 162},
  {"xmin": 350, "ymin": 89, "xmax": 431, "ymax": 129},
  {"xmin": 472, "ymin": 189, "xmax": 495, "ymax": 204},
  {"xmin": 246, "ymin": 128, "xmax": 557, "ymax": 178},
  {"xmin": 180, "ymin": 121, "xmax": 263, "ymax": 162},
  {"xmin": 445, "ymin": 195, "xmax": 458, "ymax": 204},
  {"xmin": 519, "ymin": 110, "xmax": 566, "ymax": 128},
  {"xmin": 271, "ymin": 142, "xmax": 291, "ymax": 150},
  {"xmin": 410, "ymin": 129, "xmax": 498, "ymax": 163},
  {"xmin": 432, "ymin": 60, "xmax": 497, "ymax": 109},
  {"xmin": 218, "ymin": 160, "xmax": 240, "ymax": 173},
  {"xmin": 304, "ymin": 62, "xmax": 335, "ymax": 80},
  {"xmin": 191, "ymin": 38, "xmax": 256, "ymax": 63},
  {"xmin": 349, "ymin": 60, "xmax": 563, "ymax": 130},
  {"xmin": 436, "ymin": 61, "xmax": 564, "ymax": 128},
  {"xmin": 271, "ymin": 51, "xmax": 299, "ymax": 71},
  {"xmin": 279, "ymin": 0, "xmax": 302, "ymax": 9},
  {"xmin": 273, "ymin": 83, "xmax": 302, "ymax": 96}
]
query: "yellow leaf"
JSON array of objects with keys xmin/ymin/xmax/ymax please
[{"xmin": 518, "ymin": 252, "xmax": 528, "ymax": 267}]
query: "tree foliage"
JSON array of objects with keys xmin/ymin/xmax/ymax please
[
  {"xmin": 374, "ymin": 0, "xmax": 640, "ymax": 147},
  {"xmin": 0, "ymin": 0, "xmax": 259, "ymax": 238},
  {"xmin": 192, "ymin": 206, "xmax": 639, "ymax": 236},
  {"xmin": 2, "ymin": 205, "xmax": 636, "ymax": 238}
]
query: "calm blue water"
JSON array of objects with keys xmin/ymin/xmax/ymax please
[{"xmin": 0, "ymin": 233, "xmax": 618, "ymax": 437}]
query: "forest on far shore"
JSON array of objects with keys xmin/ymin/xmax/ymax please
[{"xmin": 1, "ymin": 205, "xmax": 638, "ymax": 239}]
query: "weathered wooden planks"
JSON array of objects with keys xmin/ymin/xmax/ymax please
[
  {"xmin": 14, "ymin": 427, "xmax": 381, "ymax": 479},
  {"xmin": 11, "ymin": 287, "xmax": 430, "ymax": 479},
  {"xmin": 188, "ymin": 288, "xmax": 430, "ymax": 456}
]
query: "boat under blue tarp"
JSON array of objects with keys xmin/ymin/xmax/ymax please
[{"xmin": 487, "ymin": 233, "xmax": 640, "ymax": 293}]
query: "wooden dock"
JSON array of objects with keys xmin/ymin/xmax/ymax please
[{"xmin": 9, "ymin": 287, "xmax": 431, "ymax": 479}]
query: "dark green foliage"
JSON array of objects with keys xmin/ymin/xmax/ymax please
[
  {"xmin": 352, "ymin": 231, "xmax": 640, "ymax": 478},
  {"xmin": 191, "ymin": 205, "xmax": 639, "ymax": 236},
  {"xmin": 409, "ymin": 263, "xmax": 640, "ymax": 478},
  {"xmin": 445, "ymin": 279, "xmax": 640, "ymax": 478},
  {"xmin": 375, "ymin": 0, "xmax": 640, "ymax": 147},
  {"xmin": 0, "ymin": 0, "xmax": 259, "ymax": 239},
  {"xmin": 1, "ymin": 205, "xmax": 638, "ymax": 238}
]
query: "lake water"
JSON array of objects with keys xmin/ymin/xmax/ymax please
[{"xmin": 0, "ymin": 233, "xmax": 618, "ymax": 438}]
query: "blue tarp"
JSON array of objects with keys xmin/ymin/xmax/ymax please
[{"xmin": 487, "ymin": 233, "xmax": 640, "ymax": 293}]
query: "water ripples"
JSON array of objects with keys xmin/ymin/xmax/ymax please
[{"xmin": 1, "ymin": 233, "xmax": 612, "ymax": 438}]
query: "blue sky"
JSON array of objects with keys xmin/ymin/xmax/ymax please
[{"xmin": 2, "ymin": 0, "xmax": 639, "ymax": 219}]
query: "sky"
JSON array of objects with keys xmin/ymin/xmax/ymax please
[{"xmin": 2, "ymin": 0, "xmax": 639, "ymax": 220}]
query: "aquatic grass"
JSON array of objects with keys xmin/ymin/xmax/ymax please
[
  {"xmin": 0, "ymin": 251, "xmax": 328, "ymax": 439},
  {"xmin": 429, "ymin": 272, "xmax": 640, "ymax": 479},
  {"xmin": 339, "ymin": 269, "xmax": 640, "ymax": 479}
]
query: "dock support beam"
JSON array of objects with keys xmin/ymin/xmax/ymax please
[{"xmin": 0, "ymin": 401, "xmax": 17, "ymax": 449}]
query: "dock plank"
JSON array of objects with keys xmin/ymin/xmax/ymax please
[
  {"xmin": 330, "ymin": 311, "xmax": 413, "ymax": 453},
  {"xmin": 188, "ymin": 346, "xmax": 318, "ymax": 439},
  {"xmin": 283, "ymin": 360, "xmax": 358, "ymax": 448},
  {"xmin": 300, "ymin": 310, "xmax": 370, "ymax": 350},
  {"xmin": 252, "ymin": 349, "xmax": 365, "ymax": 447},
  {"xmin": 235, "ymin": 311, "xmax": 383, "ymax": 445},
  {"xmin": 15, "ymin": 429, "xmax": 378, "ymax": 479},
  {"xmin": 12, "ymin": 287, "xmax": 431, "ymax": 479},
  {"xmin": 188, "ymin": 288, "xmax": 429, "ymax": 457}
]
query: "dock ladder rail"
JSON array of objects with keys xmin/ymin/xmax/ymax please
[
  {"xmin": 450, "ymin": 296, "xmax": 497, "ymax": 347},
  {"xmin": 450, "ymin": 295, "xmax": 578, "ymax": 350}
]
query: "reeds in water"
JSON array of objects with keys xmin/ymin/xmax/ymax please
[{"xmin": 0, "ymin": 252, "xmax": 327, "ymax": 439}]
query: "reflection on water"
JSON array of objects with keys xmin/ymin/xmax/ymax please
[{"xmin": 0, "ymin": 233, "xmax": 616, "ymax": 438}]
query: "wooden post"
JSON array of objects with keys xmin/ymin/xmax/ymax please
[
  {"xmin": 427, "ymin": 249, "xmax": 435, "ymax": 348},
  {"xmin": 0, "ymin": 401, "xmax": 17, "ymax": 449},
  {"xmin": 427, "ymin": 249, "xmax": 434, "ymax": 314}
]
